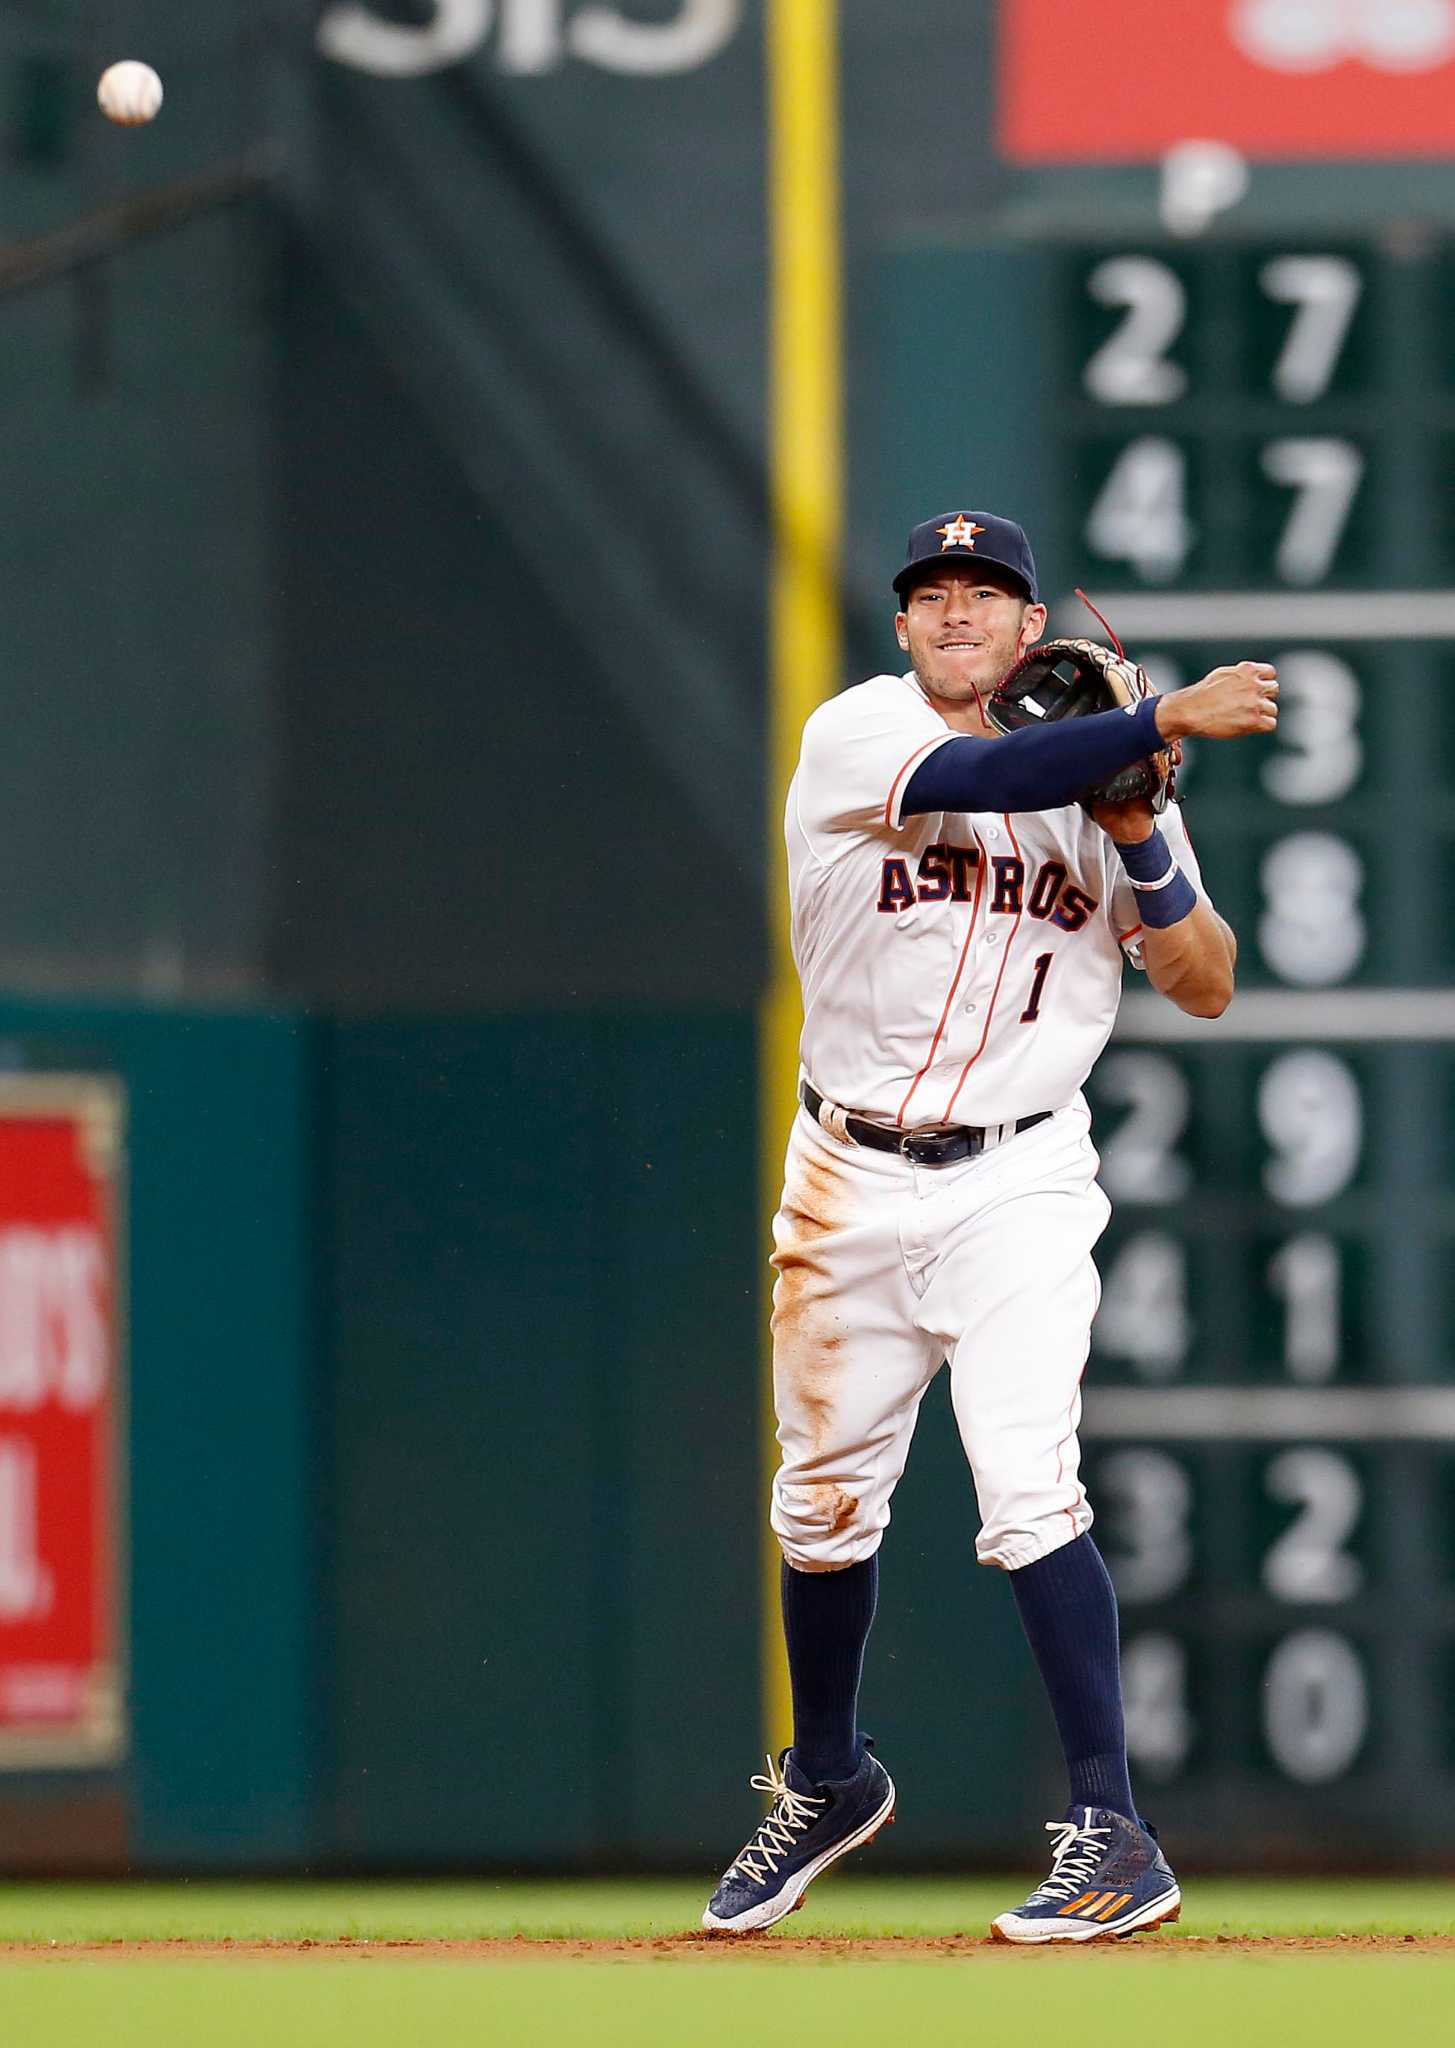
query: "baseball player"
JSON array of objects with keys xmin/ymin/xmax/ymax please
[{"xmin": 703, "ymin": 511, "xmax": 1278, "ymax": 1941}]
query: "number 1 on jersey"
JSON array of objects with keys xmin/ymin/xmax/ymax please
[{"xmin": 1021, "ymin": 951, "xmax": 1054, "ymax": 1024}]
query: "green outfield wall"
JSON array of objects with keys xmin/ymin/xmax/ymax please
[
  {"xmin": 322, "ymin": 1013, "xmax": 763, "ymax": 1866},
  {"xmin": 0, "ymin": 1002, "xmax": 770, "ymax": 1871}
]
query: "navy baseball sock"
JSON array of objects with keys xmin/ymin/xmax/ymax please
[
  {"xmin": 781, "ymin": 1554, "xmax": 878, "ymax": 1784},
  {"xmin": 1008, "ymin": 1534, "xmax": 1136, "ymax": 1821}
]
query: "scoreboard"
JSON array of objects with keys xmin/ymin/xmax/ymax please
[{"xmin": 1056, "ymin": 234, "xmax": 1455, "ymax": 1855}]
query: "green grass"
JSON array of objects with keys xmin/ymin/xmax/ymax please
[
  {"xmin": 0, "ymin": 1881, "xmax": 1450, "ymax": 2048},
  {"xmin": 0, "ymin": 1875, "xmax": 1450, "ymax": 1943},
  {"xmin": 0, "ymin": 1951, "xmax": 1452, "ymax": 2048}
]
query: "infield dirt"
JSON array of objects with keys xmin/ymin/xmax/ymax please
[{"xmin": 3, "ymin": 1933, "xmax": 1453, "ymax": 1962}]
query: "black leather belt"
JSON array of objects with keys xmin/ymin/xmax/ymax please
[{"xmin": 801, "ymin": 1081, "xmax": 1051, "ymax": 1166}]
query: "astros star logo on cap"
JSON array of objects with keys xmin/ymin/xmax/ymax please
[{"xmin": 937, "ymin": 515, "xmax": 985, "ymax": 551}]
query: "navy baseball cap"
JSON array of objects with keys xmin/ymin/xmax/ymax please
[{"xmin": 893, "ymin": 511, "xmax": 1040, "ymax": 605}]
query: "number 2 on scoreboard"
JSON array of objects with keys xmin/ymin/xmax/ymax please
[{"xmin": 1021, "ymin": 951, "xmax": 1054, "ymax": 1023}]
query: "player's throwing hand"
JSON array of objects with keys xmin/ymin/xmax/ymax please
[{"xmin": 1156, "ymin": 661, "xmax": 1279, "ymax": 740}]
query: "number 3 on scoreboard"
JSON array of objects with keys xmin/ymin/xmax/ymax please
[{"xmin": 1021, "ymin": 951, "xmax": 1054, "ymax": 1023}]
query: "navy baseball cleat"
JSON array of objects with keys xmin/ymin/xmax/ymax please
[
  {"xmin": 701, "ymin": 1744, "xmax": 896, "ymax": 1934},
  {"xmin": 991, "ymin": 1806, "xmax": 1181, "ymax": 1944}
]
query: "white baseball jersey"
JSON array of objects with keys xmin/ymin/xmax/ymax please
[{"xmin": 787, "ymin": 670, "xmax": 1203, "ymax": 1129}]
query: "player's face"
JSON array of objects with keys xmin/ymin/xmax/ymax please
[{"xmin": 896, "ymin": 569, "xmax": 1046, "ymax": 719}]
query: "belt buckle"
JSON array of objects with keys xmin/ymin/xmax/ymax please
[{"xmin": 900, "ymin": 1125, "xmax": 976, "ymax": 1166}]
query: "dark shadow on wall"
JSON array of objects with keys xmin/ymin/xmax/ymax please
[{"xmin": 266, "ymin": 214, "xmax": 765, "ymax": 1008}]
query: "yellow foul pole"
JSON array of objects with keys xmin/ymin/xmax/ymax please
[{"xmin": 761, "ymin": 0, "xmax": 844, "ymax": 1753}]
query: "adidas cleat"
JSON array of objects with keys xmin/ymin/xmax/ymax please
[
  {"xmin": 991, "ymin": 1805, "xmax": 1181, "ymax": 1944},
  {"xmin": 702, "ymin": 1744, "xmax": 895, "ymax": 1934}
]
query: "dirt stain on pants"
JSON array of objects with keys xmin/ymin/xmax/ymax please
[{"xmin": 771, "ymin": 1141, "xmax": 861, "ymax": 1554}]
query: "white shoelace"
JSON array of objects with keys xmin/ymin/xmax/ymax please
[
  {"xmin": 1025, "ymin": 1818, "xmax": 1112, "ymax": 1904},
  {"xmin": 727, "ymin": 1754, "xmax": 826, "ymax": 1887}
]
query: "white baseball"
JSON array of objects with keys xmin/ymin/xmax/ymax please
[{"xmin": 97, "ymin": 61, "xmax": 163, "ymax": 126}]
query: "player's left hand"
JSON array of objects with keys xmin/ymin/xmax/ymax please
[{"xmin": 1089, "ymin": 795, "xmax": 1158, "ymax": 843}]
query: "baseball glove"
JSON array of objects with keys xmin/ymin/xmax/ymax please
[{"xmin": 986, "ymin": 637, "xmax": 1179, "ymax": 813}]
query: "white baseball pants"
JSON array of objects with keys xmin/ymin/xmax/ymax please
[{"xmin": 770, "ymin": 1097, "xmax": 1109, "ymax": 1574}]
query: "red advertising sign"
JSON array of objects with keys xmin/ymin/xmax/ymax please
[
  {"xmin": 1001, "ymin": 0, "xmax": 1455, "ymax": 160},
  {"xmin": 0, "ymin": 1079, "xmax": 125, "ymax": 1768}
]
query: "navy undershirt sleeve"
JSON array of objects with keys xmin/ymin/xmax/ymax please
[{"xmin": 901, "ymin": 697, "xmax": 1165, "ymax": 817}]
